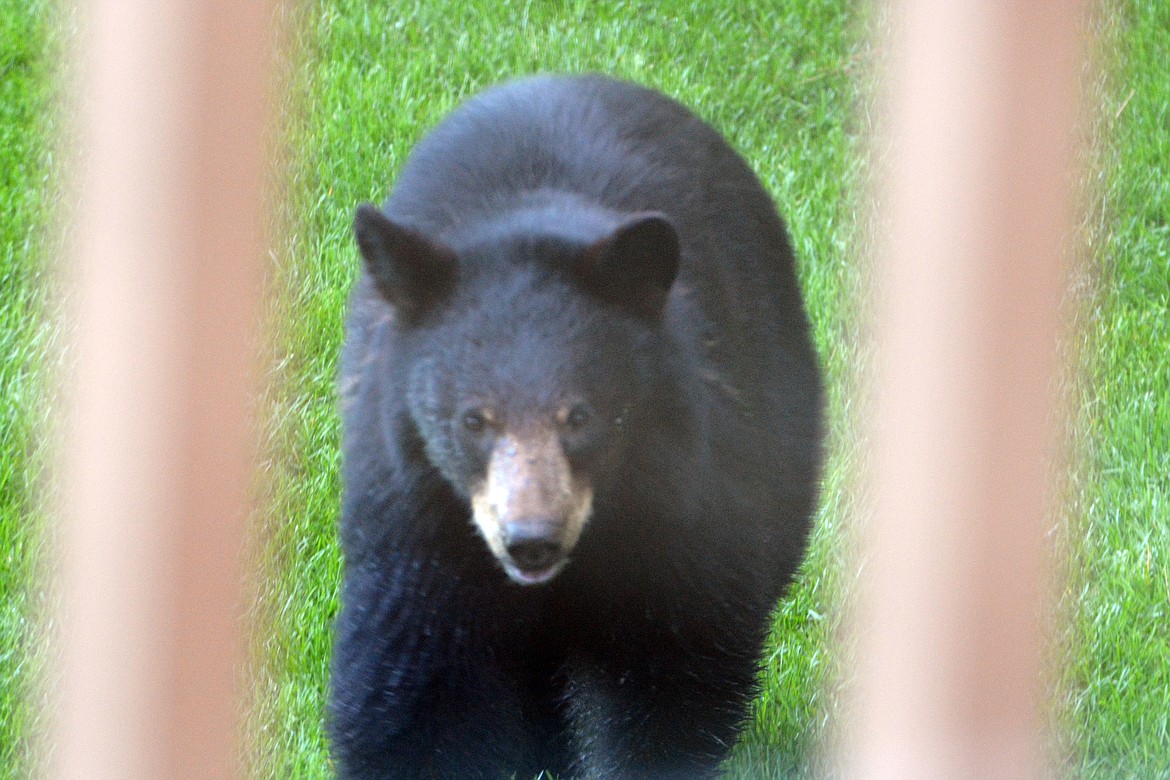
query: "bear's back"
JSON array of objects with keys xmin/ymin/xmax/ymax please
[{"xmin": 385, "ymin": 75, "xmax": 718, "ymax": 236}]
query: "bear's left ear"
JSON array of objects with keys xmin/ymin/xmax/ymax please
[
  {"xmin": 354, "ymin": 203, "xmax": 458, "ymax": 323},
  {"xmin": 577, "ymin": 212, "xmax": 679, "ymax": 319}
]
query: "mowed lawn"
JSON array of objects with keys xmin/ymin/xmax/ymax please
[{"xmin": 2, "ymin": 1, "xmax": 1166, "ymax": 778}]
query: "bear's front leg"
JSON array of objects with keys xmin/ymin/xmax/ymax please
[
  {"xmin": 561, "ymin": 651, "xmax": 758, "ymax": 780},
  {"xmin": 329, "ymin": 554, "xmax": 549, "ymax": 779}
]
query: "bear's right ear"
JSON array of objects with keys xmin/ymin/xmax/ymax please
[{"xmin": 354, "ymin": 203, "xmax": 457, "ymax": 322}]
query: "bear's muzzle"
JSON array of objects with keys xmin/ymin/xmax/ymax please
[{"xmin": 470, "ymin": 429, "xmax": 593, "ymax": 585}]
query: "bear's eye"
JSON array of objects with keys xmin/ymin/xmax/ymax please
[
  {"xmin": 462, "ymin": 409, "xmax": 488, "ymax": 434},
  {"xmin": 566, "ymin": 405, "xmax": 591, "ymax": 431}
]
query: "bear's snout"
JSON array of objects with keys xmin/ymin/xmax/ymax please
[{"xmin": 470, "ymin": 430, "xmax": 593, "ymax": 585}]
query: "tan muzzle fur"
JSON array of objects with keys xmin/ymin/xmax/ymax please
[{"xmin": 470, "ymin": 428, "xmax": 593, "ymax": 584}]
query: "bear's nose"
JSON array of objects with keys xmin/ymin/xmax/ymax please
[{"xmin": 503, "ymin": 521, "xmax": 563, "ymax": 574}]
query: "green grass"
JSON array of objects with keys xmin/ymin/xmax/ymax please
[
  {"xmin": 1052, "ymin": 1, "xmax": 1170, "ymax": 774},
  {"xmin": 1, "ymin": 0, "xmax": 1166, "ymax": 777},
  {"xmin": 0, "ymin": 0, "xmax": 60, "ymax": 776}
]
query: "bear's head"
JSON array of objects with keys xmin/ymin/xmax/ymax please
[{"xmin": 354, "ymin": 203, "xmax": 679, "ymax": 585}]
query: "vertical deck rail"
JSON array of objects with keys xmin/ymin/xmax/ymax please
[
  {"xmin": 847, "ymin": 2, "xmax": 1084, "ymax": 776},
  {"xmin": 56, "ymin": 1, "xmax": 273, "ymax": 777}
]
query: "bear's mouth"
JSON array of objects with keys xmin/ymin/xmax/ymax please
[
  {"xmin": 501, "ymin": 552, "xmax": 570, "ymax": 586},
  {"xmin": 495, "ymin": 523, "xmax": 572, "ymax": 585}
]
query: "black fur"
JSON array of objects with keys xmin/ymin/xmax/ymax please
[{"xmin": 331, "ymin": 74, "xmax": 824, "ymax": 779}]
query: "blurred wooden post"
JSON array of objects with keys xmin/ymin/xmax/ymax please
[
  {"xmin": 56, "ymin": 0, "xmax": 273, "ymax": 777},
  {"xmin": 847, "ymin": 2, "xmax": 1083, "ymax": 777}
]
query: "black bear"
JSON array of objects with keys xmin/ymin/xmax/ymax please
[{"xmin": 330, "ymin": 74, "xmax": 824, "ymax": 779}]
